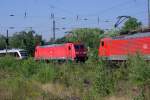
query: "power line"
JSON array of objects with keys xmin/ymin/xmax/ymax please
[
  {"xmin": 147, "ymin": 0, "xmax": 150, "ymax": 27},
  {"xmin": 82, "ymin": 0, "xmax": 134, "ymax": 17}
]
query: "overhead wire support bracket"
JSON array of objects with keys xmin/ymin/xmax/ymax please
[{"xmin": 114, "ymin": 16, "xmax": 131, "ymax": 28}]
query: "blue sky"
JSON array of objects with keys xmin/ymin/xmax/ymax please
[{"xmin": 0, "ymin": 0, "xmax": 147, "ymax": 40}]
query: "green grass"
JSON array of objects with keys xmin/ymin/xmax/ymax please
[{"xmin": 0, "ymin": 55, "xmax": 150, "ymax": 100}]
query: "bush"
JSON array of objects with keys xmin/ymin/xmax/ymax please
[
  {"xmin": 34, "ymin": 63, "xmax": 55, "ymax": 83},
  {"xmin": 54, "ymin": 63, "xmax": 83, "ymax": 87},
  {"xmin": 0, "ymin": 56, "xmax": 20, "ymax": 70},
  {"xmin": 19, "ymin": 58, "xmax": 40, "ymax": 78},
  {"xmin": 0, "ymin": 77, "xmax": 43, "ymax": 100},
  {"xmin": 94, "ymin": 61, "xmax": 115, "ymax": 96},
  {"xmin": 126, "ymin": 55, "xmax": 150, "ymax": 100},
  {"xmin": 127, "ymin": 55, "xmax": 150, "ymax": 86},
  {"xmin": 0, "ymin": 54, "xmax": 149, "ymax": 99},
  {"xmin": 0, "ymin": 57, "xmax": 57, "ymax": 99}
]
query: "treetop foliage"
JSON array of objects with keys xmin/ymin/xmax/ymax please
[
  {"xmin": 56, "ymin": 28, "xmax": 104, "ymax": 48},
  {"xmin": 0, "ymin": 30, "xmax": 43, "ymax": 56},
  {"xmin": 121, "ymin": 17, "xmax": 142, "ymax": 32}
]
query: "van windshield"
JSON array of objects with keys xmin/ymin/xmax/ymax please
[{"xmin": 20, "ymin": 51, "xmax": 28, "ymax": 57}]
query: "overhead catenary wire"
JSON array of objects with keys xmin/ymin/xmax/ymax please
[
  {"xmin": 3, "ymin": 0, "xmax": 145, "ymax": 22},
  {"xmin": 82, "ymin": 0, "xmax": 135, "ymax": 17},
  {"xmin": 0, "ymin": 0, "xmax": 147, "ymax": 41}
]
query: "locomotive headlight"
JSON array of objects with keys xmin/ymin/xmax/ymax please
[
  {"xmin": 83, "ymin": 52, "xmax": 86, "ymax": 54},
  {"xmin": 76, "ymin": 52, "xmax": 79, "ymax": 54}
]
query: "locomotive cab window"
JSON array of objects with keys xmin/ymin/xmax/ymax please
[
  {"xmin": 101, "ymin": 41, "xmax": 104, "ymax": 46},
  {"xmin": 68, "ymin": 46, "xmax": 71, "ymax": 50}
]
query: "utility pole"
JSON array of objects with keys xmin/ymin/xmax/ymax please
[
  {"xmin": 51, "ymin": 13, "xmax": 55, "ymax": 42},
  {"xmin": 53, "ymin": 19, "xmax": 56, "ymax": 41},
  {"xmin": 148, "ymin": 0, "xmax": 150, "ymax": 27},
  {"xmin": 6, "ymin": 30, "xmax": 8, "ymax": 54}
]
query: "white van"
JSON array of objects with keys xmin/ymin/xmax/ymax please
[{"xmin": 0, "ymin": 49, "xmax": 28, "ymax": 59}]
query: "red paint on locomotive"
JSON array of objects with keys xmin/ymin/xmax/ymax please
[
  {"xmin": 34, "ymin": 43, "xmax": 88, "ymax": 62},
  {"xmin": 99, "ymin": 32, "xmax": 150, "ymax": 61}
]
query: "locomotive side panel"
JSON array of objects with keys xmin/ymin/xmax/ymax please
[
  {"xmin": 109, "ymin": 37, "xmax": 150, "ymax": 56},
  {"xmin": 130, "ymin": 37, "xmax": 150, "ymax": 55},
  {"xmin": 35, "ymin": 46, "xmax": 53, "ymax": 60},
  {"xmin": 109, "ymin": 40, "xmax": 130, "ymax": 56},
  {"xmin": 99, "ymin": 33, "xmax": 150, "ymax": 61},
  {"xmin": 35, "ymin": 43, "xmax": 77, "ymax": 61},
  {"xmin": 51, "ymin": 45, "xmax": 67, "ymax": 60}
]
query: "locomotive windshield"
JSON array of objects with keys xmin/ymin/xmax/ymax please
[{"xmin": 74, "ymin": 45, "xmax": 84, "ymax": 50}]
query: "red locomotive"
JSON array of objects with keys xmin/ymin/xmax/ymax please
[
  {"xmin": 34, "ymin": 43, "xmax": 88, "ymax": 62},
  {"xmin": 99, "ymin": 32, "xmax": 150, "ymax": 61}
]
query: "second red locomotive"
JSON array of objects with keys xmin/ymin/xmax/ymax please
[{"xmin": 99, "ymin": 32, "xmax": 150, "ymax": 61}]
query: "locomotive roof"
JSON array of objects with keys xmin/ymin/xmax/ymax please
[
  {"xmin": 37, "ymin": 43, "xmax": 84, "ymax": 48},
  {"xmin": 112, "ymin": 32, "xmax": 150, "ymax": 40},
  {"xmin": 0, "ymin": 48, "xmax": 26, "ymax": 53},
  {"xmin": 38, "ymin": 44, "xmax": 65, "ymax": 48}
]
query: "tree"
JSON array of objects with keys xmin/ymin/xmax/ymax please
[
  {"xmin": 10, "ymin": 30, "xmax": 44, "ymax": 56},
  {"xmin": 0, "ymin": 35, "xmax": 6, "ymax": 49},
  {"xmin": 121, "ymin": 17, "xmax": 142, "ymax": 32},
  {"xmin": 56, "ymin": 28, "xmax": 104, "ymax": 49}
]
